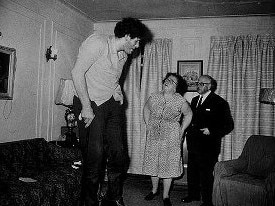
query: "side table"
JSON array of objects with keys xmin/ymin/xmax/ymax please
[{"xmin": 61, "ymin": 126, "xmax": 79, "ymax": 148}]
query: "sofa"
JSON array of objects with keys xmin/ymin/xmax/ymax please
[
  {"xmin": 212, "ymin": 135, "xmax": 275, "ymax": 206},
  {"xmin": 0, "ymin": 138, "xmax": 82, "ymax": 206}
]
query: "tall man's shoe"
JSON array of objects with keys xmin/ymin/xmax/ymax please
[
  {"xmin": 181, "ymin": 196, "xmax": 200, "ymax": 203},
  {"xmin": 163, "ymin": 198, "xmax": 172, "ymax": 206},
  {"xmin": 101, "ymin": 197, "xmax": 125, "ymax": 206},
  {"xmin": 144, "ymin": 191, "xmax": 160, "ymax": 200},
  {"xmin": 114, "ymin": 197, "xmax": 125, "ymax": 206}
]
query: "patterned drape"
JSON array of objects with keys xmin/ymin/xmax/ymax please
[
  {"xmin": 123, "ymin": 39, "xmax": 172, "ymax": 174},
  {"xmin": 207, "ymin": 35, "xmax": 275, "ymax": 160}
]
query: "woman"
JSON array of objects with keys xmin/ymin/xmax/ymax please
[{"xmin": 142, "ymin": 73, "xmax": 193, "ymax": 206}]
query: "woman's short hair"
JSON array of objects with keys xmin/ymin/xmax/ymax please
[{"xmin": 163, "ymin": 73, "xmax": 188, "ymax": 96}]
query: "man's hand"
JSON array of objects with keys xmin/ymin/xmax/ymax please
[
  {"xmin": 114, "ymin": 92, "xmax": 123, "ymax": 105},
  {"xmin": 200, "ymin": 128, "xmax": 210, "ymax": 135},
  {"xmin": 80, "ymin": 107, "xmax": 95, "ymax": 128}
]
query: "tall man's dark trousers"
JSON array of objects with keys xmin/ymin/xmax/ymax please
[{"xmin": 73, "ymin": 96, "xmax": 127, "ymax": 206}]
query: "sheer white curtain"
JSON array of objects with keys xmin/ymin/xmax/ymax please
[
  {"xmin": 207, "ymin": 35, "xmax": 275, "ymax": 160},
  {"xmin": 123, "ymin": 38, "xmax": 172, "ymax": 174},
  {"xmin": 122, "ymin": 55, "xmax": 142, "ymax": 174}
]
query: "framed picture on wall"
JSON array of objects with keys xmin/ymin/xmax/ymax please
[
  {"xmin": 0, "ymin": 45, "xmax": 16, "ymax": 99},
  {"xmin": 177, "ymin": 60, "xmax": 203, "ymax": 92}
]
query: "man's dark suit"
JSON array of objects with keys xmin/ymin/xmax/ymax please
[{"xmin": 186, "ymin": 92, "xmax": 234, "ymax": 205}]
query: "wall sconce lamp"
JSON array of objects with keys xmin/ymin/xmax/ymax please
[
  {"xmin": 259, "ymin": 88, "xmax": 275, "ymax": 105},
  {"xmin": 46, "ymin": 46, "xmax": 57, "ymax": 62}
]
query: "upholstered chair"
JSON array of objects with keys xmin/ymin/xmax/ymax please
[{"xmin": 212, "ymin": 135, "xmax": 275, "ymax": 206}]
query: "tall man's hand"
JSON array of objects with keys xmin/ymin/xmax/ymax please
[
  {"xmin": 113, "ymin": 88, "xmax": 124, "ymax": 105},
  {"xmin": 200, "ymin": 128, "xmax": 210, "ymax": 135},
  {"xmin": 80, "ymin": 107, "xmax": 95, "ymax": 128}
]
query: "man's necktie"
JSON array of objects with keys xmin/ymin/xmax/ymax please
[{"xmin": 197, "ymin": 96, "xmax": 202, "ymax": 108}]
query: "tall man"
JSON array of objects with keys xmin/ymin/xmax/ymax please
[
  {"xmin": 181, "ymin": 75, "xmax": 234, "ymax": 206},
  {"xmin": 72, "ymin": 17, "xmax": 147, "ymax": 206}
]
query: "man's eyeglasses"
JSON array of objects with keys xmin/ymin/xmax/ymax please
[
  {"xmin": 197, "ymin": 82, "xmax": 211, "ymax": 86},
  {"xmin": 164, "ymin": 78, "xmax": 177, "ymax": 85}
]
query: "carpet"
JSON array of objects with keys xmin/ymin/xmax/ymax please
[{"xmin": 122, "ymin": 174, "xmax": 202, "ymax": 206}]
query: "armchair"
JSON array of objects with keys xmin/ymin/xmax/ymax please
[{"xmin": 212, "ymin": 135, "xmax": 275, "ymax": 206}]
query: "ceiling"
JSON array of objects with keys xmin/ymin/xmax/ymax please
[{"xmin": 60, "ymin": 0, "xmax": 275, "ymax": 22}]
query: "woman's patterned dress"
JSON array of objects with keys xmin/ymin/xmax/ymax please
[{"xmin": 142, "ymin": 92, "xmax": 189, "ymax": 178}]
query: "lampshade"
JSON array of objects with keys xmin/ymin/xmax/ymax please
[
  {"xmin": 259, "ymin": 88, "xmax": 275, "ymax": 105},
  {"xmin": 55, "ymin": 78, "xmax": 77, "ymax": 106}
]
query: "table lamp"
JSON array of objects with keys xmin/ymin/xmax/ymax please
[
  {"xmin": 259, "ymin": 88, "xmax": 275, "ymax": 105},
  {"xmin": 55, "ymin": 78, "xmax": 78, "ymax": 147}
]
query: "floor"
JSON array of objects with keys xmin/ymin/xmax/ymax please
[{"xmin": 121, "ymin": 174, "xmax": 203, "ymax": 206}]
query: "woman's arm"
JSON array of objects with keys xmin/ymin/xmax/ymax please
[
  {"xmin": 180, "ymin": 100, "xmax": 193, "ymax": 138},
  {"xmin": 143, "ymin": 96, "xmax": 151, "ymax": 125}
]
